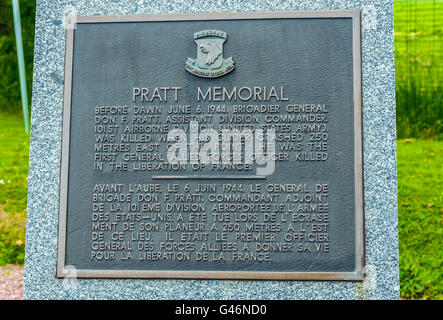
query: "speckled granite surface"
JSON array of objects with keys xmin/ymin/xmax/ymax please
[{"xmin": 24, "ymin": 0, "xmax": 399, "ymax": 300}]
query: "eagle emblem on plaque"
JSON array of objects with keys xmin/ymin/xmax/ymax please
[{"xmin": 185, "ymin": 30, "xmax": 235, "ymax": 78}]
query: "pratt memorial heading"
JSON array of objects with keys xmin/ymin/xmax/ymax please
[{"xmin": 132, "ymin": 86, "xmax": 289, "ymax": 103}]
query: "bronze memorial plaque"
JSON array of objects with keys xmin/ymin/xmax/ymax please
[{"xmin": 57, "ymin": 11, "xmax": 364, "ymax": 280}]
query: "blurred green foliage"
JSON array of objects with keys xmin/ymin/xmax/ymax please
[
  {"xmin": 394, "ymin": 0, "xmax": 443, "ymax": 139},
  {"xmin": 0, "ymin": 0, "xmax": 35, "ymax": 113}
]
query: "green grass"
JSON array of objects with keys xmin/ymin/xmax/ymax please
[
  {"xmin": 0, "ymin": 112, "xmax": 29, "ymax": 265},
  {"xmin": 394, "ymin": 0, "xmax": 443, "ymax": 139},
  {"xmin": 397, "ymin": 138, "xmax": 443, "ymax": 299}
]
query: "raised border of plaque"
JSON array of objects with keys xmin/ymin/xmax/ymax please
[{"xmin": 56, "ymin": 10, "xmax": 364, "ymax": 281}]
